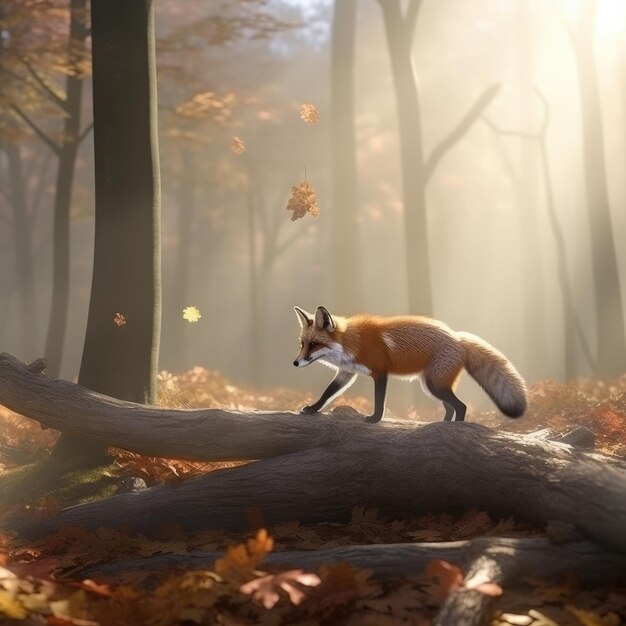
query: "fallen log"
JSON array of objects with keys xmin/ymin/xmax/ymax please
[
  {"xmin": 1, "ymin": 353, "xmax": 626, "ymax": 555},
  {"xmin": 77, "ymin": 537, "xmax": 626, "ymax": 586}
]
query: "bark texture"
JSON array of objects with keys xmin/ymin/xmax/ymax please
[
  {"xmin": 79, "ymin": 537, "xmax": 626, "ymax": 585},
  {"xmin": 1, "ymin": 353, "xmax": 625, "ymax": 553},
  {"xmin": 55, "ymin": 0, "xmax": 162, "ymax": 464}
]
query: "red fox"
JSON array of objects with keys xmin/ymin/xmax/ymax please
[{"xmin": 293, "ymin": 306, "xmax": 527, "ymax": 423}]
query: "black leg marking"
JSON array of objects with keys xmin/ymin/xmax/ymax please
[
  {"xmin": 300, "ymin": 370, "xmax": 356, "ymax": 414},
  {"xmin": 427, "ymin": 385, "xmax": 466, "ymax": 422},
  {"xmin": 365, "ymin": 373, "xmax": 388, "ymax": 423}
]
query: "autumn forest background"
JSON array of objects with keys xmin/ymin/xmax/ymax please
[
  {"xmin": 2, "ymin": 0, "xmax": 625, "ymax": 414},
  {"xmin": 1, "ymin": 1, "xmax": 626, "ymax": 625}
]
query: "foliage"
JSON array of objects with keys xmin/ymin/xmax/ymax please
[
  {"xmin": 286, "ymin": 180, "xmax": 320, "ymax": 221},
  {"xmin": 2, "ymin": 371, "xmax": 626, "ymax": 623}
]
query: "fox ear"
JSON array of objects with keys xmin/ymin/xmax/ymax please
[
  {"xmin": 294, "ymin": 306, "xmax": 313, "ymax": 329},
  {"xmin": 315, "ymin": 306, "xmax": 335, "ymax": 332}
]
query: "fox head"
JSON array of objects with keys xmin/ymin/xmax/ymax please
[{"xmin": 293, "ymin": 306, "xmax": 337, "ymax": 367}]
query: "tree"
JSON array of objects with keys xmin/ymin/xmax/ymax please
[
  {"xmin": 53, "ymin": 0, "xmax": 162, "ymax": 464},
  {"xmin": 0, "ymin": 0, "xmax": 89, "ymax": 367},
  {"xmin": 378, "ymin": 0, "xmax": 500, "ymax": 315},
  {"xmin": 564, "ymin": 0, "xmax": 626, "ymax": 376},
  {"xmin": 330, "ymin": 0, "xmax": 362, "ymax": 313}
]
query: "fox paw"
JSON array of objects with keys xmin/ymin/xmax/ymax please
[
  {"xmin": 300, "ymin": 405, "xmax": 319, "ymax": 415},
  {"xmin": 365, "ymin": 414, "xmax": 382, "ymax": 423}
]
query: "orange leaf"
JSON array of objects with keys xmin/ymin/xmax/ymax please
[{"xmin": 425, "ymin": 559, "xmax": 463, "ymax": 602}]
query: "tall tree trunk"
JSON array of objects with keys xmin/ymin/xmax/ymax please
[
  {"xmin": 54, "ymin": 0, "xmax": 161, "ymax": 465},
  {"xmin": 166, "ymin": 150, "xmax": 195, "ymax": 372},
  {"xmin": 43, "ymin": 0, "xmax": 87, "ymax": 378},
  {"xmin": 379, "ymin": 0, "xmax": 432, "ymax": 315},
  {"xmin": 246, "ymin": 173, "xmax": 262, "ymax": 387},
  {"xmin": 330, "ymin": 0, "xmax": 362, "ymax": 313},
  {"xmin": 515, "ymin": 2, "xmax": 548, "ymax": 379},
  {"xmin": 2, "ymin": 143, "xmax": 38, "ymax": 358},
  {"xmin": 573, "ymin": 0, "xmax": 626, "ymax": 376}
]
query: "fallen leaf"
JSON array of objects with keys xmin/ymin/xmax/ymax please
[
  {"xmin": 240, "ymin": 569, "xmax": 321, "ymax": 609},
  {"xmin": 425, "ymin": 559, "xmax": 463, "ymax": 602},
  {"xmin": 113, "ymin": 312, "xmax": 126, "ymax": 327}
]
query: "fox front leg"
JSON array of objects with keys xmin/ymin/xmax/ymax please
[
  {"xmin": 365, "ymin": 373, "xmax": 388, "ymax": 423},
  {"xmin": 300, "ymin": 370, "xmax": 357, "ymax": 415}
]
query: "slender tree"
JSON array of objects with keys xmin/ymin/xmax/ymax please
[
  {"xmin": 1, "ymin": 143, "xmax": 38, "ymax": 357},
  {"xmin": 378, "ymin": 0, "xmax": 500, "ymax": 314},
  {"xmin": 42, "ymin": 0, "xmax": 89, "ymax": 378},
  {"xmin": 330, "ymin": 0, "xmax": 362, "ymax": 313},
  {"xmin": 1, "ymin": 0, "xmax": 90, "ymax": 371},
  {"xmin": 565, "ymin": 0, "xmax": 626, "ymax": 375},
  {"xmin": 53, "ymin": 0, "xmax": 161, "ymax": 464}
]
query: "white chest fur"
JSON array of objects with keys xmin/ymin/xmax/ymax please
[{"xmin": 319, "ymin": 342, "xmax": 371, "ymax": 376}]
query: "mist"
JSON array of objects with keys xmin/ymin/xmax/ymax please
[{"xmin": 1, "ymin": 0, "xmax": 625, "ymax": 415}]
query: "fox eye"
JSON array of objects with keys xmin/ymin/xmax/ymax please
[{"xmin": 309, "ymin": 341, "xmax": 318, "ymax": 348}]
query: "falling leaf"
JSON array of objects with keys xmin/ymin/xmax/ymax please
[
  {"xmin": 300, "ymin": 103, "xmax": 319, "ymax": 124},
  {"xmin": 240, "ymin": 569, "xmax": 321, "ymax": 609},
  {"xmin": 113, "ymin": 312, "xmax": 126, "ymax": 327},
  {"xmin": 231, "ymin": 136, "xmax": 246, "ymax": 155},
  {"xmin": 286, "ymin": 181, "xmax": 320, "ymax": 221},
  {"xmin": 183, "ymin": 306, "xmax": 202, "ymax": 323}
]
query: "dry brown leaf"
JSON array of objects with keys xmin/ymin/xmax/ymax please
[
  {"xmin": 286, "ymin": 180, "xmax": 320, "ymax": 221},
  {"xmin": 230, "ymin": 136, "xmax": 246, "ymax": 155},
  {"xmin": 240, "ymin": 569, "xmax": 321, "ymax": 609},
  {"xmin": 113, "ymin": 312, "xmax": 126, "ymax": 327},
  {"xmin": 299, "ymin": 103, "xmax": 319, "ymax": 124},
  {"xmin": 214, "ymin": 529, "xmax": 273, "ymax": 581},
  {"xmin": 425, "ymin": 559, "xmax": 463, "ymax": 603}
]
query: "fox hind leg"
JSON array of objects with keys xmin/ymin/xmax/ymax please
[
  {"xmin": 428, "ymin": 386, "xmax": 466, "ymax": 421},
  {"xmin": 423, "ymin": 349, "xmax": 466, "ymax": 421}
]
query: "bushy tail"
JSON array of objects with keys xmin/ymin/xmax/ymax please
[{"xmin": 458, "ymin": 332, "xmax": 527, "ymax": 418}]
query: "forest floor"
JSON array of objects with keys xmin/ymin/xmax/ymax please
[{"xmin": 0, "ymin": 368, "xmax": 625, "ymax": 625}]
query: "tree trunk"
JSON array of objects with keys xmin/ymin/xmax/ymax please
[
  {"xmin": 2, "ymin": 354, "xmax": 626, "ymax": 553},
  {"xmin": 2, "ymin": 143, "xmax": 38, "ymax": 359},
  {"xmin": 515, "ymin": 2, "xmax": 548, "ymax": 379},
  {"xmin": 164, "ymin": 150, "xmax": 195, "ymax": 372},
  {"xmin": 379, "ymin": 0, "xmax": 432, "ymax": 315},
  {"xmin": 330, "ymin": 0, "xmax": 362, "ymax": 313},
  {"xmin": 573, "ymin": 0, "xmax": 626, "ymax": 376},
  {"xmin": 54, "ymin": 0, "xmax": 161, "ymax": 464},
  {"xmin": 43, "ymin": 0, "xmax": 87, "ymax": 379}
]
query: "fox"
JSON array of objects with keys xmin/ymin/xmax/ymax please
[{"xmin": 293, "ymin": 306, "xmax": 527, "ymax": 423}]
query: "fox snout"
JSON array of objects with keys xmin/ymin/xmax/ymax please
[{"xmin": 293, "ymin": 357, "xmax": 312, "ymax": 367}]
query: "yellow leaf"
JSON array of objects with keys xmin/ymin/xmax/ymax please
[
  {"xmin": 183, "ymin": 306, "xmax": 202, "ymax": 323},
  {"xmin": 0, "ymin": 590, "xmax": 27, "ymax": 619}
]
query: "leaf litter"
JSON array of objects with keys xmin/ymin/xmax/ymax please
[{"xmin": 2, "ymin": 372, "xmax": 626, "ymax": 623}]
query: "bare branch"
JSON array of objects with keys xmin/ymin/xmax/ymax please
[
  {"xmin": 424, "ymin": 83, "xmax": 501, "ymax": 184},
  {"xmin": 77, "ymin": 121, "xmax": 94, "ymax": 145},
  {"xmin": 480, "ymin": 115, "xmax": 538, "ymax": 141},
  {"xmin": 404, "ymin": 0, "xmax": 423, "ymax": 44},
  {"xmin": 18, "ymin": 55, "xmax": 68, "ymax": 112},
  {"xmin": 11, "ymin": 106, "xmax": 60, "ymax": 155}
]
